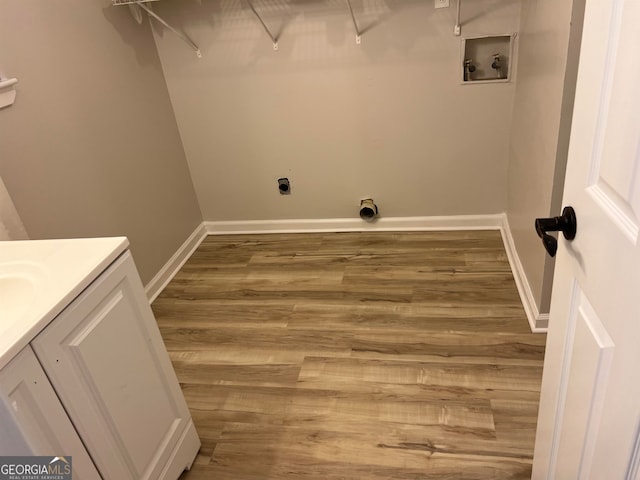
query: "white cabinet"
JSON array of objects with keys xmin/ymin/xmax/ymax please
[
  {"xmin": 0, "ymin": 346, "xmax": 101, "ymax": 479},
  {"xmin": 0, "ymin": 250, "xmax": 199, "ymax": 480}
]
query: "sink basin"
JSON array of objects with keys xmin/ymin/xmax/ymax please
[
  {"xmin": 0, "ymin": 236, "xmax": 129, "ymax": 370},
  {"xmin": 0, "ymin": 262, "xmax": 45, "ymax": 326}
]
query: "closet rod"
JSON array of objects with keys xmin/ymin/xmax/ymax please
[
  {"xmin": 136, "ymin": 2, "xmax": 202, "ymax": 57},
  {"xmin": 246, "ymin": 0, "xmax": 279, "ymax": 50},
  {"xmin": 345, "ymin": 0, "xmax": 362, "ymax": 44}
]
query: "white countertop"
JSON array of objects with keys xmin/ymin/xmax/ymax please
[{"xmin": 0, "ymin": 237, "xmax": 129, "ymax": 370}]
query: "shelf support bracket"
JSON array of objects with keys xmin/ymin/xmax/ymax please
[
  {"xmin": 0, "ymin": 78, "xmax": 18, "ymax": 109},
  {"xmin": 136, "ymin": 2, "xmax": 202, "ymax": 57},
  {"xmin": 246, "ymin": 0, "xmax": 279, "ymax": 51},
  {"xmin": 345, "ymin": 0, "xmax": 362, "ymax": 44}
]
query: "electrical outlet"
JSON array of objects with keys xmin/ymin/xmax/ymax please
[
  {"xmin": 278, "ymin": 178, "xmax": 290, "ymax": 195},
  {"xmin": 435, "ymin": 0, "xmax": 449, "ymax": 8}
]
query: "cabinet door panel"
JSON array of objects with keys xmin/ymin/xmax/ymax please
[
  {"xmin": 32, "ymin": 252, "xmax": 192, "ymax": 480},
  {"xmin": 0, "ymin": 346, "xmax": 101, "ymax": 479}
]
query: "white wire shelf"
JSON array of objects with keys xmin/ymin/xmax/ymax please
[{"xmin": 112, "ymin": 0, "xmax": 201, "ymax": 57}]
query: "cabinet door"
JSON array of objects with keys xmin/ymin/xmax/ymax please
[
  {"xmin": 32, "ymin": 252, "xmax": 195, "ymax": 480},
  {"xmin": 0, "ymin": 346, "xmax": 101, "ymax": 479}
]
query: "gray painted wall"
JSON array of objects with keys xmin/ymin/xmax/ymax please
[
  {"xmin": 506, "ymin": 0, "xmax": 585, "ymax": 314},
  {"xmin": 0, "ymin": 0, "xmax": 202, "ymax": 284},
  {"xmin": 152, "ymin": 0, "xmax": 521, "ymax": 221}
]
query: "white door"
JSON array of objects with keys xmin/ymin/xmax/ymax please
[{"xmin": 532, "ymin": 0, "xmax": 640, "ymax": 478}]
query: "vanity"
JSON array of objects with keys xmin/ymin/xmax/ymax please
[{"xmin": 0, "ymin": 238, "xmax": 199, "ymax": 479}]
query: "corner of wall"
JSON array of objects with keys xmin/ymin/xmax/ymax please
[
  {"xmin": 145, "ymin": 222, "xmax": 207, "ymax": 303},
  {"xmin": 0, "ymin": 177, "xmax": 28, "ymax": 241},
  {"xmin": 500, "ymin": 213, "xmax": 548, "ymax": 332}
]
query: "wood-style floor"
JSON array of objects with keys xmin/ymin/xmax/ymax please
[{"xmin": 152, "ymin": 231, "xmax": 546, "ymax": 480}]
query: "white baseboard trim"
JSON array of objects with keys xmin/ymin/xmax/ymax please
[
  {"xmin": 499, "ymin": 214, "xmax": 549, "ymax": 333},
  {"xmin": 204, "ymin": 214, "xmax": 504, "ymax": 234},
  {"xmin": 145, "ymin": 223, "xmax": 207, "ymax": 303}
]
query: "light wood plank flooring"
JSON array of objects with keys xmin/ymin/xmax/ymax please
[{"xmin": 152, "ymin": 231, "xmax": 545, "ymax": 479}]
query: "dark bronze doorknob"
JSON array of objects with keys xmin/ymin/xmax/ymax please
[{"xmin": 535, "ymin": 206, "xmax": 577, "ymax": 257}]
